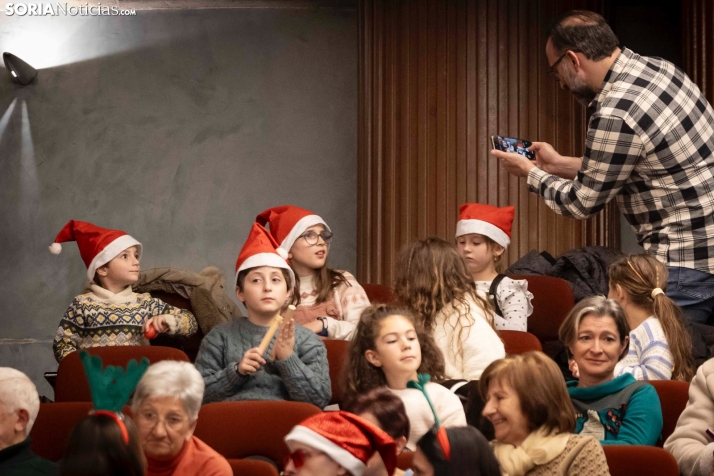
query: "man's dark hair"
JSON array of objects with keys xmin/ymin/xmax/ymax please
[{"xmin": 548, "ymin": 10, "xmax": 619, "ymax": 61}]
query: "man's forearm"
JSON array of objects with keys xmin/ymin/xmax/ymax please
[{"xmin": 552, "ymin": 156, "xmax": 582, "ymax": 180}]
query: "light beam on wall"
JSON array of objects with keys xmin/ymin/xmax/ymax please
[{"xmin": 0, "ymin": 98, "xmax": 18, "ymax": 144}]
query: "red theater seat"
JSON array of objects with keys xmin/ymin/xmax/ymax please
[
  {"xmin": 362, "ymin": 283, "xmax": 397, "ymax": 304},
  {"xmin": 499, "ymin": 330, "xmax": 543, "ymax": 355},
  {"xmin": 649, "ymin": 379, "xmax": 690, "ymax": 446},
  {"xmin": 602, "ymin": 445, "xmax": 679, "ymax": 476},
  {"xmin": 193, "ymin": 400, "xmax": 322, "ymax": 471},
  {"xmin": 325, "ymin": 339, "xmax": 350, "ymax": 406},
  {"xmin": 54, "ymin": 346, "xmax": 190, "ymax": 402},
  {"xmin": 510, "ymin": 275, "xmax": 574, "ymax": 343},
  {"xmin": 29, "ymin": 402, "xmax": 132, "ymax": 461}
]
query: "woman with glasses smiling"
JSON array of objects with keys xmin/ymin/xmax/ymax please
[
  {"xmin": 258, "ymin": 205, "xmax": 371, "ymax": 340},
  {"xmin": 131, "ymin": 360, "xmax": 232, "ymax": 476}
]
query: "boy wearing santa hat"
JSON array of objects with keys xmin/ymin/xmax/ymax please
[
  {"xmin": 284, "ymin": 411, "xmax": 398, "ymax": 476},
  {"xmin": 195, "ymin": 223, "xmax": 330, "ymax": 407},
  {"xmin": 50, "ymin": 220, "xmax": 198, "ymax": 362}
]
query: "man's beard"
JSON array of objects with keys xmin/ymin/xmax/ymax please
[{"xmin": 563, "ymin": 69, "xmax": 597, "ymax": 107}]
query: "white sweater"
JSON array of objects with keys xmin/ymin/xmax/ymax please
[
  {"xmin": 388, "ymin": 382, "xmax": 467, "ymax": 450},
  {"xmin": 432, "ymin": 295, "xmax": 506, "ymax": 380},
  {"xmin": 614, "ymin": 316, "xmax": 674, "ymax": 380},
  {"xmin": 664, "ymin": 358, "xmax": 714, "ymax": 476}
]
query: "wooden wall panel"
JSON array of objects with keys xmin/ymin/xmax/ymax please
[
  {"xmin": 358, "ymin": 0, "xmax": 619, "ymax": 285},
  {"xmin": 683, "ymin": 0, "xmax": 714, "ymax": 103}
]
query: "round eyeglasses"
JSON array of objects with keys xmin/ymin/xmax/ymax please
[{"xmin": 298, "ymin": 230, "xmax": 333, "ymax": 245}]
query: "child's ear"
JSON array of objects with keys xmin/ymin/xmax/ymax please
[
  {"xmin": 235, "ymin": 287, "xmax": 245, "ymax": 303},
  {"xmin": 364, "ymin": 350, "xmax": 382, "ymax": 368},
  {"xmin": 492, "ymin": 244, "xmax": 505, "ymax": 258},
  {"xmin": 96, "ymin": 265, "xmax": 108, "ymax": 277}
]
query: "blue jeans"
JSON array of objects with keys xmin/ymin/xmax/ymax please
[{"xmin": 667, "ymin": 266, "xmax": 714, "ymax": 324}]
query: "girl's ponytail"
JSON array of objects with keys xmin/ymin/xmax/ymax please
[{"xmin": 609, "ymin": 254, "xmax": 695, "ymax": 382}]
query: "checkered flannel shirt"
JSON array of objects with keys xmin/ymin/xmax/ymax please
[{"xmin": 528, "ymin": 48, "xmax": 714, "ymax": 274}]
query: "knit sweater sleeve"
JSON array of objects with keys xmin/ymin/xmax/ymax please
[
  {"xmin": 326, "ymin": 271, "xmax": 371, "ymax": 340},
  {"xmin": 603, "ymin": 383, "xmax": 662, "ymax": 446},
  {"xmin": 195, "ymin": 324, "xmax": 248, "ymax": 404},
  {"xmin": 52, "ymin": 298, "xmax": 84, "ymax": 363},
  {"xmin": 273, "ymin": 328, "xmax": 331, "ymax": 408},
  {"xmin": 565, "ymin": 436, "xmax": 610, "ymax": 476},
  {"xmin": 664, "ymin": 360, "xmax": 714, "ymax": 476},
  {"xmin": 149, "ymin": 297, "xmax": 198, "ymax": 337},
  {"xmin": 615, "ymin": 319, "xmax": 673, "ymax": 381}
]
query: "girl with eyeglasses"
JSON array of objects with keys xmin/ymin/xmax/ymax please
[{"xmin": 257, "ymin": 205, "xmax": 370, "ymax": 340}]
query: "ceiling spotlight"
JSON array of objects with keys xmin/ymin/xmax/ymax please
[{"xmin": 3, "ymin": 53, "xmax": 37, "ymax": 85}]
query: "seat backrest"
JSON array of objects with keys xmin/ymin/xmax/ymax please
[
  {"xmin": 510, "ymin": 275, "xmax": 574, "ymax": 342},
  {"xmin": 324, "ymin": 339, "xmax": 350, "ymax": 406},
  {"xmin": 228, "ymin": 459, "xmax": 280, "ymax": 476},
  {"xmin": 602, "ymin": 445, "xmax": 679, "ymax": 476},
  {"xmin": 29, "ymin": 402, "xmax": 95, "ymax": 461},
  {"xmin": 648, "ymin": 379, "xmax": 690, "ymax": 446},
  {"xmin": 362, "ymin": 283, "xmax": 397, "ymax": 304},
  {"xmin": 193, "ymin": 401, "xmax": 322, "ymax": 470},
  {"xmin": 55, "ymin": 346, "xmax": 190, "ymax": 402},
  {"xmin": 498, "ymin": 330, "xmax": 543, "ymax": 355}
]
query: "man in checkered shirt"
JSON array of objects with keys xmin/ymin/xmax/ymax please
[{"xmin": 493, "ymin": 10, "xmax": 714, "ymax": 325}]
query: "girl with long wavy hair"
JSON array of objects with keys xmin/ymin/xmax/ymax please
[
  {"xmin": 394, "ymin": 238, "xmax": 505, "ymax": 381},
  {"xmin": 608, "ymin": 253, "xmax": 695, "ymax": 382},
  {"xmin": 341, "ymin": 304, "xmax": 466, "ymax": 450}
]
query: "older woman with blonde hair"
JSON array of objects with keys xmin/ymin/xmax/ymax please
[
  {"xmin": 560, "ymin": 296, "xmax": 662, "ymax": 446},
  {"xmin": 480, "ymin": 351, "xmax": 609, "ymax": 476},
  {"xmin": 131, "ymin": 360, "xmax": 231, "ymax": 476}
]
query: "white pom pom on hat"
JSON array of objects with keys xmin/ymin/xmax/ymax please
[{"xmin": 49, "ymin": 243, "xmax": 62, "ymax": 254}]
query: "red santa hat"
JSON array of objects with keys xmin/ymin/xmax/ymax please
[
  {"xmin": 49, "ymin": 220, "xmax": 142, "ymax": 282},
  {"xmin": 235, "ymin": 222, "xmax": 295, "ymax": 289},
  {"xmin": 455, "ymin": 203, "xmax": 515, "ymax": 248},
  {"xmin": 256, "ymin": 205, "xmax": 330, "ymax": 256},
  {"xmin": 284, "ymin": 411, "xmax": 397, "ymax": 476}
]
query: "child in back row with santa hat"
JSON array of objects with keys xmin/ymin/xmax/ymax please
[
  {"xmin": 455, "ymin": 203, "xmax": 533, "ymax": 332},
  {"xmin": 50, "ymin": 220, "xmax": 198, "ymax": 362},
  {"xmin": 257, "ymin": 205, "xmax": 370, "ymax": 340}
]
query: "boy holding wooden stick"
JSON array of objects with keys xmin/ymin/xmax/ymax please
[{"xmin": 196, "ymin": 223, "xmax": 331, "ymax": 407}]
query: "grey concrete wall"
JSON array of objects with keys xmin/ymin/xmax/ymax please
[{"xmin": 0, "ymin": 7, "xmax": 357, "ymax": 398}]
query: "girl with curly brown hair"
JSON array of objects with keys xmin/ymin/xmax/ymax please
[
  {"xmin": 342, "ymin": 305, "xmax": 466, "ymax": 450},
  {"xmin": 394, "ymin": 238, "xmax": 505, "ymax": 381}
]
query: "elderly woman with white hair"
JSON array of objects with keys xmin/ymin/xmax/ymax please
[
  {"xmin": 0, "ymin": 367, "xmax": 57, "ymax": 476},
  {"xmin": 131, "ymin": 360, "xmax": 231, "ymax": 476}
]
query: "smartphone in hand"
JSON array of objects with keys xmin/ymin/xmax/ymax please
[{"xmin": 491, "ymin": 134, "xmax": 535, "ymax": 160}]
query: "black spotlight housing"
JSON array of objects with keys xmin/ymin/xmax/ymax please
[{"xmin": 3, "ymin": 53, "xmax": 37, "ymax": 85}]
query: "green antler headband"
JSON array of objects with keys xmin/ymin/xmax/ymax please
[
  {"xmin": 407, "ymin": 373, "xmax": 452, "ymax": 461},
  {"xmin": 79, "ymin": 350, "xmax": 149, "ymax": 413}
]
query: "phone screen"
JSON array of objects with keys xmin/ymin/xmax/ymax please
[{"xmin": 491, "ymin": 135, "xmax": 535, "ymax": 160}]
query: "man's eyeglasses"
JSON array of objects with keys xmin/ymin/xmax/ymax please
[
  {"xmin": 547, "ymin": 50, "xmax": 575, "ymax": 81},
  {"xmin": 299, "ymin": 230, "xmax": 333, "ymax": 245}
]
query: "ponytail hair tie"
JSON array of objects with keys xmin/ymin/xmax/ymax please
[{"xmin": 651, "ymin": 287, "xmax": 664, "ymax": 299}]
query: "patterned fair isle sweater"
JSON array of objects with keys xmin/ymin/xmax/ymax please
[
  {"xmin": 522, "ymin": 434, "xmax": 611, "ymax": 476},
  {"xmin": 295, "ymin": 271, "xmax": 370, "ymax": 340},
  {"xmin": 53, "ymin": 284, "xmax": 198, "ymax": 362},
  {"xmin": 614, "ymin": 316, "xmax": 674, "ymax": 380},
  {"xmin": 195, "ymin": 317, "xmax": 331, "ymax": 408}
]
